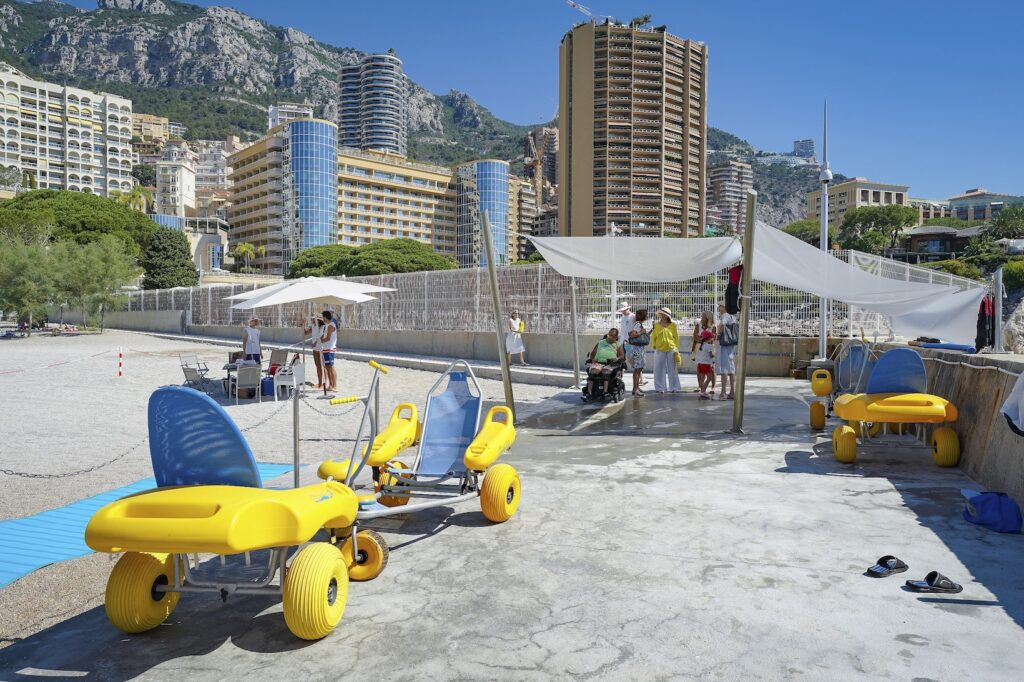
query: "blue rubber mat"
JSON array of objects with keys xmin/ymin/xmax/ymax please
[{"xmin": 0, "ymin": 463, "xmax": 292, "ymax": 589}]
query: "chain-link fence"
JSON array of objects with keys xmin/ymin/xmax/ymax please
[{"xmin": 123, "ymin": 250, "xmax": 983, "ymax": 340}]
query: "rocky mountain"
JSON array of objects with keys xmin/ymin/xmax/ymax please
[{"xmin": 0, "ymin": 0, "xmax": 817, "ymax": 224}]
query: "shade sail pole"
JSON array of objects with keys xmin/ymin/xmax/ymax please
[
  {"xmin": 481, "ymin": 210, "xmax": 516, "ymax": 420},
  {"xmin": 818, "ymin": 99, "xmax": 833, "ymax": 359},
  {"xmin": 570, "ymin": 277, "xmax": 581, "ymax": 387},
  {"xmin": 732, "ymin": 190, "xmax": 757, "ymax": 434}
]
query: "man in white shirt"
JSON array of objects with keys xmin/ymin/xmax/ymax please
[
  {"xmin": 241, "ymin": 317, "xmax": 261, "ymax": 364},
  {"xmin": 319, "ymin": 310, "xmax": 338, "ymax": 392}
]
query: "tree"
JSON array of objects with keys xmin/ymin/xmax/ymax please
[
  {"xmin": 989, "ymin": 206, "xmax": 1024, "ymax": 240},
  {"xmin": 0, "ymin": 189, "xmax": 157, "ymax": 255},
  {"xmin": 286, "ymin": 243, "xmax": 355, "ymax": 278},
  {"xmin": 327, "ymin": 238, "xmax": 457, "ymax": 277},
  {"xmin": 0, "ymin": 208, "xmax": 55, "ymax": 247},
  {"xmin": 112, "ymin": 185, "xmax": 153, "ymax": 213},
  {"xmin": 83, "ymin": 237, "xmax": 141, "ymax": 331},
  {"xmin": 838, "ymin": 204, "xmax": 918, "ymax": 254},
  {"xmin": 0, "ymin": 165, "xmax": 21, "ymax": 192},
  {"xmin": 139, "ymin": 227, "xmax": 198, "ymax": 289},
  {"xmin": 512, "ymin": 250, "xmax": 546, "ymax": 265},
  {"xmin": 963, "ymin": 234, "xmax": 1007, "ymax": 272},
  {"xmin": 0, "ymin": 242, "xmax": 51, "ymax": 335},
  {"xmin": 782, "ymin": 219, "xmax": 836, "ymax": 248},
  {"xmin": 131, "ymin": 163, "xmax": 156, "ymax": 188}
]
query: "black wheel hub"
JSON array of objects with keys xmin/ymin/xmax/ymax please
[
  {"xmin": 506, "ymin": 487, "xmax": 515, "ymax": 504},
  {"xmin": 356, "ymin": 550, "xmax": 368, "ymax": 565},
  {"xmin": 150, "ymin": 574, "xmax": 169, "ymax": 602},
  {"xmin": 327, "ymin": 577, "xmax": 338, "ymax": 606}
]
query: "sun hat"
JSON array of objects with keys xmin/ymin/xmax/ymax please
[
  {"xmin": 658, "ymin": 307, "xmax": 672, "ymax": 320},
  {"xmin": 617, "ymin": 302, "xmax": 631, "ymax": 313}
]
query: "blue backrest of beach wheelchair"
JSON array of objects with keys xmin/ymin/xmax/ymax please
[
  {"xmin": 148, "ymin": 386, "xmax": 262, "ymax": 488},
  {"xmin": 836, "ymin": 345, "xmax": 875, "ymax": 394},
  {"xmin": 417, "ymin": 372, "xmax": 480, "ymax": 476},
  {"xmin": 865, "ymin": 348, "xmax": 928, "ymax": 395}
]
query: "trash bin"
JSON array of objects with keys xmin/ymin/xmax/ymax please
[{"xmin": 261, "ymin": 376, "xmax": 274, "ymax": 397}]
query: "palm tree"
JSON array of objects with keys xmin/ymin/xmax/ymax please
[
  {"xmin": 233, "ymin": 242, "xmax": 256, "ymax": 272},
  {"xmin": 112, "ymin": 186, "xmax": 152, "ymax": 213}
]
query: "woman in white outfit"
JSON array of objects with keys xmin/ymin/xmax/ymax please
[
  {"xmin": 241, "ymin": 317, "xmax": 262, "ymax": 364},
  {"xmin": 506, "ymin": 309, "xmax": 527, "ymax": 366}
]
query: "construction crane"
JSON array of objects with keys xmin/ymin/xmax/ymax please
[{"xmin": 564, "ymin": 0, "xmax": 615, "ymax": 24}]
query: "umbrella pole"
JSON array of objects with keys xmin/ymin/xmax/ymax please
[
  {"xmin": 481, "ymin": 210, "xmax": 516, "ymax": 420},
  {"xmin": 570, "ymin": 277, "xmax": 581, "ymax": 388},
  {"xmin": 731, "ymin": 190, "xmax": 757, "ymax": 434},
  {"xmin": 293, "ymin": 302, "xmax": 311, "ymax": 489}
]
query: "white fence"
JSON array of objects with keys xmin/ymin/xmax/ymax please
[{"xmin": 124, "ymin": 250, "xmax": 983, "ymax": 340}]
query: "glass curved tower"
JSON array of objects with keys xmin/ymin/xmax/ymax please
[
  {"xmin": 455, "ymin": 159, "xmax": 510, "ymax": 268},
  {"xmin": 340, "ymin": 53, "xmax": 408, "ymax": 155},
  {"xmin": 285, "ymin": 119, "xmax": 339, "ymax": 260}
]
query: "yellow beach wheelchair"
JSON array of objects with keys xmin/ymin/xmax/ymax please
[
  {"xmin": 317, "ymin": 360, "xmax": 519, "ymax": 581},
  {"xmin": 831, "ymin": 348, "xmax": 960, "ymax": 466},
  {"xmin": 84, "ymin": 385, "xmax": 359, "ymax": 640}
]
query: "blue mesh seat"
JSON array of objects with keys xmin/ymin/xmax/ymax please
[
  {"xmin": 865, "ymin": 348, "xmax": 928, "ymax": 395},
  {"xmin": 148, "ymin": 386, "xmax": 262, "ymax": 488},
  {"xmin": 414, "ymin": 372, "xmax": 482, "ymax": 477}
]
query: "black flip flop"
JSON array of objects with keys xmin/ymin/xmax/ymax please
[
  {"xmin": 866, "ymin": 555, "xmax": 908, "ymax": 578},
  {"xmin": 905, "ymin": 571, "xmax": 963, "ymax": 594}
]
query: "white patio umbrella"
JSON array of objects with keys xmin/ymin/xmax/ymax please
[
  {"xmin": 230, "ymin": 276, "xmax": 386, "ymax": 488},
  {"xmin": 226, "ymin": 276, "xmax": 394, "ymax": 302}
]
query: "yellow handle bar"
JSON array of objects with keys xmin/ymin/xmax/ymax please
[
  {"xmin": 329, "ymin": 395, "xmax": 362, "ymax": 405},
  {"xmin": 368, "ymin": 360, "xmax": 389, "ymax": 374}
]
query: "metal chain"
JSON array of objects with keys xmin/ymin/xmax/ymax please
[
  {"xmin": 0, "ymin": 439, "xmax": 148, "ymax": 479},
  {"xmin": 0, "ymin": 398, "xmax": 294, "ymax": 479},
  {"xmin": 301, "ymin": 395, "xmax": 361, "ymax": 416}
]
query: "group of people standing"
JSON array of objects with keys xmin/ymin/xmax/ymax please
[
  {"xmin": 616, "ymin": 302, "xmax": 739, "ymax": 399},
  {"xmin": 239, "ymin": 312, "xmax": 340, "ymax": 392}
]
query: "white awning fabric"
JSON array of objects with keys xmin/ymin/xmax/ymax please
[
  {"xmin": 752, "ymin": 226, "xmax": 985, "ymax": 344},
  {"xmin": 529, "ymin": 236, "xmax": 741, "ymax": 282}
]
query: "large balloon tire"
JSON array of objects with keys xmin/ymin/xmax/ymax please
[
  {"xmin": 931, "ymin": 427, "xmax": 961, "ymax": 467},
  {"xmin": 282, "ymin": 543, "xmax": 348, "ymax": 640},
  {"xmin": 480, "ymin": 463, "xmax": 521, "ymax": 523},
  {"xmin": 832, "ymin": 425, "xmax": 857, "ymax": 464},
  {"xmin": 105, "ymin": 552, "xmax": 180, "ymax": 634},
  {"xmin": 377, "ymin": 460, "xmax": 411, "ymax": 507},
  {"xmin": 341, "ymin": 529, "xmax": 389, "ymax": 582},
  {"xmin": 810, "ymin": 402, "xmax": 826, "ymax": 430}
]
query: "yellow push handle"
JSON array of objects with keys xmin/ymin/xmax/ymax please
[
  {"xmin": 329, "ymin": 395, "xmax": 362, "ymax": 405},
  {"xmin": 368, "ymin": 360, "xmax": 389, "ymax": 374}
]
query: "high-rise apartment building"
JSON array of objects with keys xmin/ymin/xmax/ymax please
[
  {"xmin": 337, "ymin": 147, "xmax": 456, "ymax": 256},
  {"xmin": 708, "ymin": 160, "xmax": 753, "ymax": 234},
  {"xmin": 167, "ymin": 121, "xmax": 188, "ymax": 138},
  {"xmin": 510, "ymin": 178, "xmax": 538, "ymax": 261},
  {"xmin": 455, "ymin": 160, "xmax": 510, "ymax": 268},
  {"xmin": 909, "ymin": 197, "xmax": 951, "ymax": 224},
  {"xmin": 268, "ymin": 103, "xmax": 314, "ymax": 130},
  {"xmin": 340, "ymin": 53, "xmax": 409, "ymax": 156},
  {"xmin": 155, "ymin": 139, "xmax": 197, "ymax": 218},
  {"xmin": 0, "ymin": 63, "xmax": 134, "ymax": 197},
  {"xmin": 194, "ymin": 136, "xmax": 245, "ymax": 191},
  {"xmin": 228, "ymin": 119, "xmax": 339, "ymax": 274},
  {"xmin": 558, "ymin": 22, "xmax": 708, "ymax": 237},
  {"xmin": 792, "ymin": 139, "xmax": 815, "ymax": 158},
  {"xmin": 132, "ymin": 113, "xmax": 169, "ymax": 142},
  {"xmin": 527, "ymin": 126, "xmax": 559, "ymax": 186},
  {"xmin": 807, "ymin": 177, "xmax": 909, "ymax": 227}
]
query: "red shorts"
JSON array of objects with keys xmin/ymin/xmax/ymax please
[{"xmin": 697, "ymin": 363, "xmax": 713, "ymax": 374}]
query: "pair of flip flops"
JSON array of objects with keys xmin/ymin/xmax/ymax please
[{"xmin": 866, "ymin": 555, "xmax": 963, "ymax": 594}]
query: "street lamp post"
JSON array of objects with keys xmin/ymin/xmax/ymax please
[{"xmin": 818, "ymin": 99, "xmax": 833, "ymax": 360}]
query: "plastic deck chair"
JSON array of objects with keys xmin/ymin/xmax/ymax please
[
  {"xmin": 148, "ymin": 385, "xmax": 263, "ymax": 488},
  {"xmin": 413, "ymin": 370, "xmax": 482, "ymax": 477}
]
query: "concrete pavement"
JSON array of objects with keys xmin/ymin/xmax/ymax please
[{"xmin": 2, "ymin": 378, "xmax": 1023, "ymax": 680}]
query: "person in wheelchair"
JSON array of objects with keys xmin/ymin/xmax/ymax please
[{"xmin": 582, "ymin": 328, "xmax": 626, "ymax": 402}]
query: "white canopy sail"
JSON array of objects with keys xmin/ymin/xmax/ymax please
[{"xmin": 529, "ymin": 236, "xmax": 742, "ymax": 282}]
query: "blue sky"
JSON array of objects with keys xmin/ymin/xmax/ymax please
[{"xmin": 65, "ymin": 0, "xmax": 1024, "ymax": 199}]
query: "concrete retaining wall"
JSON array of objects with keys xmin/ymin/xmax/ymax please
[
  {"xmin": 60, "ymin": 309, "xmax": 186, "ymax": 334},
  {"xmin": 890, "ymin": 346, "xmax": 1024, "ymax": 505}
]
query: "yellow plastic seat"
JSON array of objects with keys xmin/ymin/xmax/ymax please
[
  {"xmin": 318, "ymin": 404, "xmax": 418, "ymax": 481},
  {"xmin": 834, "ymin": 392, "xmax": 958, "ymax": 424},
  {"xmin": 464, "ymin": 406, "xmax": 516, "ymax": 471},
  {"xmin": 85, "ymin": 482, "xmax": 358, "ymax": 555}
]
